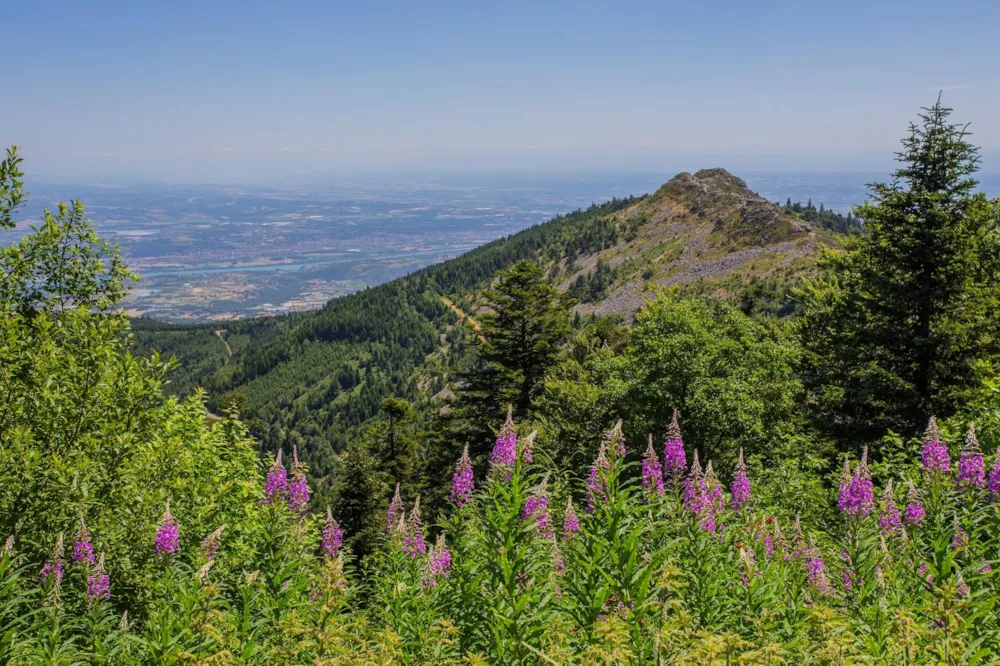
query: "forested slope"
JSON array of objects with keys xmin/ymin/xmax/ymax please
[{"xmin": 132, "ymin": 169, "xmax": 856, "ymax": 496}]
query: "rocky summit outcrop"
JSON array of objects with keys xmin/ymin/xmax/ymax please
[{"xmin": 557, "ymin": 168, "xmax": 823, "ymax": 320}]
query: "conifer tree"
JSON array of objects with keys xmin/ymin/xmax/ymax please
[{"xmin": 799, "ymin": 98, "xmax": 1000, "ymax": 441}]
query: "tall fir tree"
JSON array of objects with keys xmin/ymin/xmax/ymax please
[
  {"xmin": 799, "ymin": 98, "xmax": 1000, "ymax": 442},
  {"xmin": 455, "ymin": 260, "xmax": 570, "ymax": 456}
]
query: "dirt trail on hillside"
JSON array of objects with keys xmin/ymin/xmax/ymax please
[
  {"xmin": 215, "ymin": 330, "xmax": 232, "ymax": 358},
  {"xmin": 442, "ymin": 297, "xmax": 483, "ymax": 339}
]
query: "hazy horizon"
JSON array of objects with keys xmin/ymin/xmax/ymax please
[{"xmin": 5, "ymin": 0, "xmax": 999, "ymax": 181}]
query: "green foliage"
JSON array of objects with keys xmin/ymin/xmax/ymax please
[
  {"xmin": 779, "ymin": 198, "xmax": 865, "ymax": 236},
  {"xmin": 620, "ymin": 295, "xmax": 803, "ymax": 466},
  {"xmin": 799, "ymin": 98, "xmax": 1000, "ymax": 444}
]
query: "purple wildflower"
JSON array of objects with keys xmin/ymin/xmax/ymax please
[
  {"xmin": 838, "ymin": 449, "xmax": 874, "ymax": 517},
  {"xmin": 606, "ymin": 420, "xmax": 627, "ymax": 458},
  {"xmin": 877, "ymin": 480, "xmax": 902, "ymax": 535},
  {"xmin": 288, "ymin": 446, "xmax": 310, "ymax": 512},
  {"xmin": 523, "ymin": 475, "xmax": 552, "ymax": 538},
  {"xmin": 956, "ymin": 574, "xmax": 970, "ymax": 598},
  {"xmin": 563, "ymin": 498, "xmax": 580, "ymax": 538},
  {"xmin": 200, "ymin": 525, "xmax": 226, "ymax": 560},
  {"xmin": 805, "ymin": 541, "xmax": 829, "ymax": 595},
  {"xmin": 387, "ymin": 483, "xmax": 404, "ymax": 534},
  {"xmin": 989, "ymin": 454, "xmax": 1000, "ymax": 499},
  {"xmin": 402, "ymin": 497, "xmax": 426, "ymax": 557},
  {"xmin": 490, "ymin": 406, "xmax": 518, "ymax": 470},
  {"xmin": 521, "ymin": 430, "xmax": 536, "ymax": 464},
  {"xmin": 704, "ymin": 461, "xmax": 726, "ymax": 513},
  {"xmin": 72, "ymin": 516, "xmax": 95, "ymax": 565},
  {"xmin": 87, "ymin": 553, "xmax": 110, "ymax": 601},
  {"xmin": 429, "ymin": 534, "xmax": 452, "ymax": 577},
  {"xmin": 921, "ymin": 416, "xmax": 951, "ymax": 473},
  {"xmin": 40, "ymin": 534, "xmax": 65, "ymax": 586},
  {"xmin": 450, "ymin": 444, "xmax": 475, "ymax": 507},
  {"xmin": 154, "ymin": 502, "xmax": 179, "ymax": 560},
  {"xmin": 956, "ymin": 424, "xmax": 985, "ymax": 490},
  {"xmin": 586, "ymin": 442, "xmax": 610, "ymax": 513},
  {"xmin": 951, "ymin": 523, "xmax": 967, "ymax": 551},
  {"xmin": 904, "ymin": 481, "xmax": 925, "ymax": 525},
  {"xmin": 730, "ymin": 448, "xmax": 752, "ymax": 510},
  {"xmin": 322, "ymin": 507, "xmax": 343, "ymax": 558},
  {"xmin": 683, "ymin": 451, "xmax": 706, "ymax": 514},
  {"xmin": 264, "ymin": 449, "xmax": 289, "ymax": 503},
  {"xmin": 641, "ymin": 435, "xmax": 664, "ymax": 498},
  {"xmin": 662, "ymin": 408, "xmax": 687, "ymax": 479}
]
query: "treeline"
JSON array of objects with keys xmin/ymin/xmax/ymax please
[{"xmin": 779, "ymin": 198, "xmax": 866, "ymax": 235}]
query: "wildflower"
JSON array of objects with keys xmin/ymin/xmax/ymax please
[
  {"xmin": 989, "ymin": 453, "xmax": 1000, "ymax": 499},
  {"xmin": 521, "ymin": 430, "xmax": 536, "ymax": 464},
  {"xmin": 683, "ymin": 451, "xmax": 705, "ymax": 514},
  {"xmin": 523, "ymin": 475, "xmax": 552, "ymax": 538},
  {"xmin": 877, "ymin": 480, "xmax": 902, "ymax": 535},
  {"xmin": 387, "ymin": 483, "xmax": 405, "ymax": 534},
  {"xmin": 641, "ymin": 434, "xmax": 664, "ymax": 498},
  {"xmin": 154, "ymin": 501, "xmax": 180, "ymax": 560},
  {"xmin": 450, "ymin": 444, "xmax": 475, "ymax": 507},
  {"xmin": 490, "ymin": 406, "xmax": 518, "ymax": 470},
  {"xmin": 956, "ymin": 574, "xmax": 970, "ymax": 598},
  {"xmin": 322, "ymin": 507, "xmax": 343, "ymax": 558},
  {"xmin": 586, "ymin": 440, "xmax": 611, "ymax": 513},
  {"xmin": 605, "ymin": 420, "xmax": 626, "ymax": 458},
  {"xmin": 956, "ymin": 424, "xmax": 985, "ymax": 490},
  {"xmin": 920, "ymin": 416, "xmax": 950, "ymax": 473},
  {"xmin": 904, "ymin": 481, "xmax": 925, "ymax": 525},
  {"xmin": 730, "ymin": 448, "xmax": 752, "ymax": 510},
  {"xmin": 428, "ymin": 533, "xmax": 452, "ymax": 580},
  {"xmin": 402, "ymin": 497, "xmax": 426, "ymax": 557},
  {"xmin": 563, "ymin": 497, "xmax": 580, "ymax": 538},
  {"xmin": 264, "ymin": 449, "xmax": 289, "ymax": 503},
  {"xmin": 805, "ymin": 540, "xmax": 829, "ymax": 595},
  {"xmin": 288, "ymin": 446, "xmax": 310, "ymax": 512},
  {"xmin": 200, "ymin": 525, "xmax": 226, "ymax": 560},
  {"xmin": 704, "ymin": 461, "xmax": 726, "ymax": 511},
  {"xmin": 951, "ymin": 522, "xmax": 967, "ymax": 551},
  {"xmin": 1, "ymin": 536, "xmax": 12, "ymax": 558},
  {"xmin": 838, "ymin": 449, "xmax": 874, "ymax": 517},
  {"xmin": 72, "ymin": 516, "xmax": 95, "ymax": 565},
  {"xmin": 40, "ymin": 534, "xmax": 65, "ymax": 585},
  {"xmin": 86, "ymin": 553, "xmax": 110, "ymax": 601},
  {"xmin": 662, "ymin": 408, "xmax": 687, "ymax": 479}
]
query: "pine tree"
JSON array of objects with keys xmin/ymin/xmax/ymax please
[
  {"xmin": 333, "ymin": 440, "xmax": 387, "ymax": 560},
  {"xmin": 799, "ymin": 98, "xmax": 1000, "ymax": 442}
]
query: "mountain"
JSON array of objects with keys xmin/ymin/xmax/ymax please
[{"xmin": 131, "ymin": 168, "xmax": 851, "ymax": 495}]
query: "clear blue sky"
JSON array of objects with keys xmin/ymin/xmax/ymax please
[{"xmin": 3, "ymin": 0, "xmax": 999, "ymax": 181}]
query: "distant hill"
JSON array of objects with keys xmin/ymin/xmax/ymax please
[{"xmin": 131, "ymin": 168, "xmax": 856, "ymax": 495}]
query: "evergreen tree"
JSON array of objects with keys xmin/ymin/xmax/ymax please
[
  {"xmin": 456, "ymin": 260, "xmax": 570, "ymax": 453},
  {"xmin": 333, "ymin": 440, "xmax": 387, "ymax": 561},
  {"xmin": 799, "ymin": 98, "xmax": 1000, "ymax": 442}
]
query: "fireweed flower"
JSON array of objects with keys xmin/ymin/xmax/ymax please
[
  {"xmin": 877, "ymin": 480, "xmax": 902, "ymax": 535},
  {"xmin": 430, "ymin": 534, "xmax": 452, "ymax": 577},
  {"xmin": 87, "ymin": 553, "xmax": 110, "ymax": 601},
  {"xmin": 921, "ymin": 416, "xmax": 951, "ymax": 473},
  {"xmin": 805, "ymin": 540, "xmax": 829, "ymax": 595},
  {"xmin": 704, "ymin": 461, "xmax": 726, "ymax": 513},
  {"xmin": 904, "ymin": 481, "xmax": 925, "ymax": 525},
  {"xmin": 450, "ymin": 444, "xmax": 475, "ymax": 507},
  {"xmin": 586, "ymin": 441, "xmax": 611, "ymax": 513},
  {"xmin": 40, "ymin": 534, "xmax": 65, "ymax": 586},
  {"xmin": 521, "ymin": 430, "xmax": 536, "ymax": 464},
  {"xmin": 322, "ymin": 507, "xmax": 343, "ymax": 558},
  {"xmin": 200, "ymin": 525, "xmax": 226, "ymax": 560},
  {"xmin": 563, "ymin": 497, "xmax": 580, "ymax": 538},
  {"xmin": 838, "ymin": 448, "xmax": 874, "ymax": 517},
  {"xmin": 154, "ymin": 502, "xmax": 180, "ymax": 560},
  {"xmin": 989, "ymin": 454, "xmax": 1000, "ymax": 499},
  {"xmin": 264, "ymin": 449, "xmax": 289, "ymax": 503},
  {"xmin": 606, "ymin": 420, "xmax": 627, "ymax": 458},
  {"xmin": 730, "ymin": 448, "xmax": 752, "ymax": 510},
  {"xmin": 663, "ymin": 408, "xmax": 687, "ymax": 480},
  {"xmin": 956, "ymin": 424, "xmax": 986, "ymax": 490},
  {"xmin": 523, "ymin": 475, "xmax": 552, "ymax": 538},
  {"xmin": 641, "ymin": 434, "xmax": 664, "ymax": 498},
  {"xmin": 387, "ymin": 483, "xmax": 405, "ymax": 535},
  {"xmin": 683, "ymin": 451, "xmax": 706, "ymax": 515},
  {"xmin": 72, "ymin": 516, "xmax": 95, "ymax": 565},
  {"xmin": 490, "ymin": 406, "xmax": 518, "ymax": 471},
  {"xmin": 403, "ymin": 497, "xmax": 426, "ymax": 557},
  {"xmin": 288, "ymin": 446, "xmax": 310, "ymax": 512},
  {"xmin": 2, "ymin": 536, "xmax": 12, "ymax": 558}
]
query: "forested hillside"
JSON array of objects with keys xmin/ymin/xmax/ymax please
[{"xmin": 133, "ymin": 170, "xmax": 857, "ymax": 506}]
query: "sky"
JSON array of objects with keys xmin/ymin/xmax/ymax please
[{"xmin": 3, "ymin": 0, "xmax": 999, "ymax": 182}]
